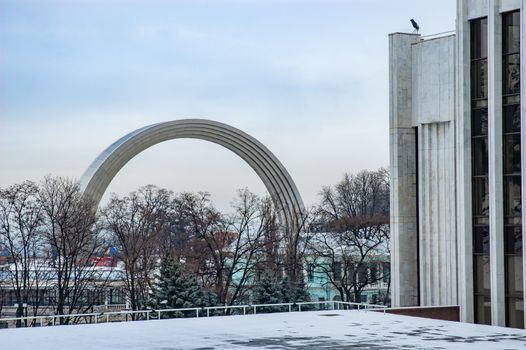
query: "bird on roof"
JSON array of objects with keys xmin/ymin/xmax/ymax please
[{"xmin": 410, "ymin": 19, "xmax": 420, "ymax": 33}]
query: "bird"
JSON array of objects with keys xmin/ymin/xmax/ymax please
[{"xmin": 410, "ymin": 19, "xmax": 420, "ymax": 33}]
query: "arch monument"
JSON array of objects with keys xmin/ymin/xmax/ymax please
[{"xmin": 80, "ymin": 119, "xmax": 305, "ymax": 232}]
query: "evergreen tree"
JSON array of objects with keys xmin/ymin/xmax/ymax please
[
  {"xmin": 149, "ymin": 254, "xmax": 205, "ymax": 318},
  {"xmin": 253, "ymin": 273, "xmax": 281, "ymax": 313},
  {"xmin": 291, "ymin": 277, "xmax": 310, "ymax": 303},
  {"xmin": 203, "ymin": 289, "xmax": 218, "ymax": 307},
  {"xmin": 291, "ymin": 277, "xmax": 313, "ymax": 311},
  {"xmin": 278, "ymin": 277, "xmax": 292, "ymax": 303}
]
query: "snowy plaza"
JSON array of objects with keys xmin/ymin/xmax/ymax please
[{"xmin": 3, "ymin": 310, "xmax": 526, "ymax": 350}]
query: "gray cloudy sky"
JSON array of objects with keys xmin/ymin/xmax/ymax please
[{"xmin": 0, "ymin": 0, "xmax": 456, "ymax": 211}]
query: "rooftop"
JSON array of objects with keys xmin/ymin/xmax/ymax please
[{"xmin": 3, "ymin": 310, "xmax": 526, "ymax": 349}]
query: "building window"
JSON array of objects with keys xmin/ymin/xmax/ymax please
[
  {"xmin": 370, "ymin": 264, "xmax": 378, "ymax": 282},
  {"xmin": 347, "ymin": 265, "xmax": 356, "ymax": 284},
  {"xmin": 108, "ymin": 289, "xmax": 124, "ymax": 304},
  {"xmin": 382, "ymin": 262, "xmax": 390, "ymax": 283},
  {"xmin": 333, "ymin": 262, "xmax": 342, "ymax": 281},
  {"xmin": 307, "ymin": 263, "xmax": 314, "ymax": 282},
  {"xmin": 502, "ymin": 10, "xmax": 523, "ymax": 329},
  {"xmin": 357, "ymin": 264, "xmax": 368, "ymax": 284},
  {"xmin": 471, "ymin": 16, "xmax": 491, "ymax": 326}
]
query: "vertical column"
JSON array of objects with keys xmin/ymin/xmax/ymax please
[
  {"xmin": 389, "ymin": 33, "xmax": 420, "ymax": 307},
  {"xmin": 457, "ymin": 0, "xmax": 475, "ymax": 323},
  {"xmin": 488, "ymin": 0, "xmax": 506, "ymax": 327}
]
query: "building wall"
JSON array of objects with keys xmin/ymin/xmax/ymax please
[
  {"xmin": 389, "ymin": 33, "xmax": 420, "ymax": 307},
  {"xmin": 417, "ymin": 121, "xmax": 458, "ymax": 306},
  {"xmin": 412, "ymin": 35, "xmax": 458, "ymax": 307},
  {"xmin": 389, "ymin": 33, "xmax": 457, "ymax": 308},
  {"xmin": 412, "ymin": 36, "xmax": 456, "ymax": 126}
]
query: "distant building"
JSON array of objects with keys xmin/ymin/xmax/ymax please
[
  {"xmin": 0, "ymin": 247, "xmax": 126, "ymax": 317},
  {"xmin": 390, "ymin": 0, "xmax": 524, "ymax": 328},
  {"xmin": 305, "ymin": 257, "xmax": 390, "ymax": 305}
]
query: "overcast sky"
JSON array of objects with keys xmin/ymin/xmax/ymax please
[{"xmin": 0, "ymin": 0, "xmax": 456, "ymax": 211}]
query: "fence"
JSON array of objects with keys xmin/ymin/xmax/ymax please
[{"xmin": 0, "ymin": 300, "xmax": 387, "ymax": 329}]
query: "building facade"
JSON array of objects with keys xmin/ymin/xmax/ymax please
[
  {"xmin": 305, "ymin": 257, "xmax": 390, "ymax": 305},
  {"xmin": 390, "ymin": 0, "xmax": 526, "ymax": 328}
]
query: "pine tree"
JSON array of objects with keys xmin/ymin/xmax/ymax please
[
  {"xmin": 149, "ymin": 254, "xmax": 205, "ymax": 318},
  {"xmin": 291, "ymin": 277, "xmax": 313, "ymax": 311},
  {"xmin": 291, "ymin": 277, "xmax": 310, "ymax": 303},
  {"xmin": 278, "ymin": 276, "xmax": 292, "ymax": 303},
  {"xmin": 253, "ymin": 273, "xmax": 281, "ymax": 313}
]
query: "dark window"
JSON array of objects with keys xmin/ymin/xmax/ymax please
[
  {"xmin": 333, "ymin": 262, "xmax": 342, "ymax": 281},
  {"xmin": 503, "ymin": 11, "xmax": 520, "ymax": 54},
  {"xmin": 503, "ymin": 176, "xmax": 521, "ymax": 217},
  {"xmin": 472, "ymin": 138, "xmax": 489, "ymax": 176},
  {"xmin": 472, "ymin": 108, "xmax": 489, "ymax": 136},
  {"xmin": 503, "ymin": 54, "xmax": 520, "ymax": 95},
  {"xmin": 472, "ymin": 177, "xmax": 489, "ymax": 217},
  {"xmin": 471, "ymin": 60, "xmax": 488, "ymax": 100},
  {"xmin": 505, "ymin": 256, "xmax": 524, "ymax": 295},
  {"xmin": 307, "ymin": 264, "xmax": 314, "ymax": 282},
  {"xmin": 347, "ymin": 265, "xmax": 356, "ymax": 284},
  {"xmin": 357, "ymin": 265, "xmax": 368, "ymax": 284},
  {"xmin": 505, "ymin": 226, "xmax": 523, "ymax": 255},
  {"xmin": 473, "ymin": 226, "xmax": 490, "ymax": 254},
  {"xmin": 370, "ymin": 264, "xmax": 378, "ymax": 282},
  {"xmin": 503, "ymin": 10, "xmax": 522, "ymax": 329},
  {"xmin": 471, "ymin": 18, "xmax": 488, "ymax": 59},
  {"xmin": 505, "ymin": 254, "xmax": 524, "ymax": 328},
  {"xmin": 503, "ymin": 104, "xmax": 521, "ymax": 133},
  {"xmin": 473, "ymin": 255, "xmax": 491, "ymax": 295},
  {"xmin": 474, "ymin": 295, "xmax": 492, "ymax": 325},
  {"xmin": 471, "ymin": 17, "xmax": 490, "ymax": 325},
  {"xmin": 503, "ymin": 135, "xmax": 521, "ymax": 174},
  {"xmin": 506, "ymin": 297, "xmax": 524, "ymax": 329},
  {"xmin": 382, "ymin": 262, "xmax": 390, "ymax": 283}
]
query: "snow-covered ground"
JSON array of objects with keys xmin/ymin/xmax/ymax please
[{"xmin": 2, "ymin": 310, "xmax": 526, "ymax": 349}]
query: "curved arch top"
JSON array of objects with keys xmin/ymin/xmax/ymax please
[{"xmin": 80, "ymin": 119, "xmax": 305, "ymax": 232}]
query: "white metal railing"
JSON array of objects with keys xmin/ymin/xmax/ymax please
[
  {"xmin": 102, "ymin": 309, "xmax": 153, "ymax": 322},
  {"xmin": 102, "ymin": 304, "xmax": 128, "ymax": 311},
  {"xmin": 0, "ymin": 300, "xmax": 387, "ymax": 329},
  {"xmin": 0, "ymin": 312, "xmax": 101, "ymax": 327}
]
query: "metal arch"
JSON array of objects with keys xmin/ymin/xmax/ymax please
[{"xmin": 80, "ymin": 119, "xmax": 305, "ymax": 232}]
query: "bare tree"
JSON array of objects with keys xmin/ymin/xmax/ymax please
[
  {"xmin": 219, "ymin": 189, "xmax": 279, "ymax": 306},
  {"xmin": 309, "ymin": 168, "xmax": 390, "ymax": 304},
  {"xmin": 176, "ymin": 191, "xmax": 226, "ymax": 302},
  {"xmin": 0, "ymin": 284, "xmax": 5, "ymax": 318},
  {"xmin": 175, "ymin": 189, "xmax": 282, "ymax": 307},
  {"xmin": 0, "ymin": 181, "xmax": 45, "ymax": 325},
  {"xmin": 38, "ymin": 176, "xmax": 105, "ymax": 323},
  {"xmin": 0, "ymin": 264, "xmax": 5, "ymax": 317},
  {"xmin": 102, "ymin": 185, "xmax": 172, "ymax": 313},
  {"xmin": 281, "ymin": 209, "xmax": 313, "ymax": 293}
]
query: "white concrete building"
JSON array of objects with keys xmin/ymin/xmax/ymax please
[{"xmin": 390, "ymin": 0, "xmax": 526, "ymax": 328}]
